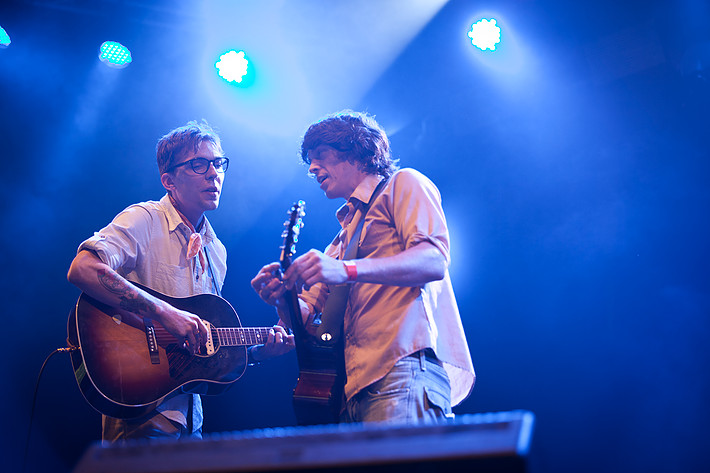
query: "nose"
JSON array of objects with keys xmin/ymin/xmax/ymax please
[
  {"xmin": 308, "ymin": 161, "xmax": 320, "ymax": 174},
  {"xmin": 205, "ymin": 162, "xmax": 220, "ymax": 179}
]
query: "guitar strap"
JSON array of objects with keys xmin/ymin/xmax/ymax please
[
  {"xmin": 315, "ymin": 178, "xmax": 388, "ymax": 344},
  {"xmin": 184, "ymin": 244, "xmax": 221, "ymax": 407},
  {"xmin": 203, "ymin": 245, "xmax": 222, "ymax": 298}
]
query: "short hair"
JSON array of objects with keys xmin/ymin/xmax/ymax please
[
  {"xmin": 300, "ymin": 110, "xmax": 399, "ymax": 178},
  {"xmin": 156, "ymin": 120, "xmax": 223, "ymax": 174}
]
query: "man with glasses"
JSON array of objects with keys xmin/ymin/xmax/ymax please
[{"xmin": 68, "ymin": 120, "xmax": 293, "ymax": 442}]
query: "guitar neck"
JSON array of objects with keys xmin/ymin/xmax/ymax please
[
  {"xmin": 284, "ymin": 288, "xmax": 307, "ymax": 338},
  {"xmin": 213, "ymin": 327, "xmax": 273, "ymax": 346}
]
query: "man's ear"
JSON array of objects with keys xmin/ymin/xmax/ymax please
[{"xmin": 160, "ymin": 172, "xmax": 175, "ymax": 193}]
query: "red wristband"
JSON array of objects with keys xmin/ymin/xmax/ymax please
[{"xmin": 343, "ymin": 261, "xmax": 357, "ymax": 282}]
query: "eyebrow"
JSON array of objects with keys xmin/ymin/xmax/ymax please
[{"xmin": 310, "ymin": 145, "xmax": 330, "ymax": 159}]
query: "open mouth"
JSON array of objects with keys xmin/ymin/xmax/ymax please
[{"xmin": 203, "ymin": 188, "xmax": 220, "ymax": 199}]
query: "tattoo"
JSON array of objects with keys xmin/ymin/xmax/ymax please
[
  {"xmin": 97, "ymin": 268, "xmax": 126, "ymax": 294},
  {"xmin": 97, "ymin": 268, "xmax": 158, "ymax": 316}
]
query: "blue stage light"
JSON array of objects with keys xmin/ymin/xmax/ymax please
[
  {"xmin": 99, "ymin": 41, "xmax": 132, "ymax": 68},
  {"xmin": 215, "ymin": 50, "xmax": 250, "ymax": 84},
  {"xmin": 468, "ymin": 18, "xmax": 501, "ymax": 51},
  {"xmin": 0, "ymin": 26, "xmax": 10, "ymax": 48}
]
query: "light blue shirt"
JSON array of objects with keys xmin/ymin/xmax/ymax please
[{"xmin": 78, "ymin": 194, "xmax": 227, "ymax": 431}]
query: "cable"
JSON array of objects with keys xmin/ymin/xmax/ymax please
[{"xmin": 22, "ymin": 347, "xmax": 78, "ymax": 473}]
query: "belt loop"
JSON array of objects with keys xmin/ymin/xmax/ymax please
[{"xmin": 419, "ymin": 350, "xmax": 426, "ymax": 371}]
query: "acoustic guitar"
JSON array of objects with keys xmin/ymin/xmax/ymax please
[
  {"xmin": 279, "ymin": 201, "xmax": 346, "ymax": 425},
  {"xmin": 67, "ymin": 283, "xmax": 271, "ymax": 419}
]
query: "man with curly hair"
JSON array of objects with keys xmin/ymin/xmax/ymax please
[{"xmin": 252, "ymin": 110, "xmax": 474, "ymax": 424}]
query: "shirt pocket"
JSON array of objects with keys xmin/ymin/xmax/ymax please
[{"xmin": 152, "ymin": 262, "xmax": 195, "ymax": 297}]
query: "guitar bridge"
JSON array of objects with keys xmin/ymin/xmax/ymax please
[
  {"xmin": 203, "ymin": 321, "xmax": 216, "ymax": 356},
  {"xmin": 143, "ymin": 318, "xmax": 161, "ymax": 364}
]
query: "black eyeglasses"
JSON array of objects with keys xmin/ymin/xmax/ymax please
[{"xmin": 167, "ymin": 157, "xmax": 229, "ymax": 174}]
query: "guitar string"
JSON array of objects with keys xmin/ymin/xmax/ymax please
[
  {"xmin": 216, "ymin": 327, "xmax": 271, "ymax": 346},
  {"xmin": 152, "ymin": 327, "xmax": 272, "ymax": 347}
]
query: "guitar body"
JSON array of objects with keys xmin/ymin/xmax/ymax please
[
  {"xmin": 290, "ymin": 314, "xmax": 345, "ymax": 426},
  {"xmin": 280, "ymin": 201, "xmax": 346, "ymax": 425},
  {"xmin": 67, "ymin": 284, "xmax": 250, "ymax": 419}
]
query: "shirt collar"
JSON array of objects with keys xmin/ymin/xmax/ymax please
[
  {"xmin": 352, "ymin": 173, "xmax": 384, "ymax": 206},
  {"xmin": 336, "ymin": 174, "xmax": 383, "ymax": 222},
  {"xmin": 160, "ymin": 194, "xmax": 215, "ymax": 242}
]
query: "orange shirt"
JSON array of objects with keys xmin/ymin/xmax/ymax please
[{"xmin": 300, "ymin": 169, "xmax": 475, "ymax": 405}]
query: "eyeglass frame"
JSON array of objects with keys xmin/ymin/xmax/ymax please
[{"xmin": 166, "ymin": 156, "xmax": 230, "ymax": 174}]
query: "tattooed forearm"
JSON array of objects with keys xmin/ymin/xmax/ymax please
[
  {"xmin": 117, "ymin": 294, "xmax": 159, "ymax": 317},
  {"xmin": 97, "ymin": 268, "xmax": 158, "ymax": 316},
  {"xmin": 97, "ymin": 267, "xmax": 127, "ymax": 294}
]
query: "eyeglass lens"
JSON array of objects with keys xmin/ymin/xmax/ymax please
[{"xmin": 191, "ymin": 157, "xmax": 228, "ymax": 174}]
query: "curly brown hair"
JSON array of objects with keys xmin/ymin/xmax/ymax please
[{"xmin": 300, "ymin": 110, "xmax": 399, "ymax": 178}]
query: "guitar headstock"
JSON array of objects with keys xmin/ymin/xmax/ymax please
[{"xmin": 280, "ymin": 200, "xmax": 306, "ymax": 272}]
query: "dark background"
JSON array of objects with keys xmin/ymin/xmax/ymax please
[{"xmin": 2, "ymin": 1, "xmax": 709, "ymax": 472}]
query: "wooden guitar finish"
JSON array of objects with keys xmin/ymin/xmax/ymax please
[
  {"xmin": 280, "ymin": 201, "xmax": 346, "ymax": 425},
  {"xmin": 67, "ymin": 283, "xmax": 269, "ymax": 419}
]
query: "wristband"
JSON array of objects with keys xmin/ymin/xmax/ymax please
[{"xmin": 343, "ymin": 260, "xmax": 358, "ymax": 282}]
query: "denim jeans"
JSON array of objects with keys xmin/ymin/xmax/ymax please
[
  {"xmin": 102, "ymin": 412, "xmax": 202, "ymax": 444},
  {"xmin": 341, "ymin": 349, "xmax": 452, "ymax": 424}
]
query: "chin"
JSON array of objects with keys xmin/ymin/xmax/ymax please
[
  {"xmin": 204, "ymin": 200, "xmax": 220, "ymax": 211},
  {"xmin": 324, "ymin": 189, "xmax": 340, "ymax": 200}
]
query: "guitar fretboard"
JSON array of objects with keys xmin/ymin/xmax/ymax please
[{"xmin": 215, "ymin": 327, "xmax": 272, "ymax": 346}]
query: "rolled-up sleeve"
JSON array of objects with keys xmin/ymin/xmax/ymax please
[
  {"xmin": 389, "ymin": 169, "xmax": 450, "ymax": 264},
  {"xmin": 77, "ymin": 205, "xmax": 153, "ymax": 272}
]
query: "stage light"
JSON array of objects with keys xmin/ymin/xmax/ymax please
[
  {"xmin": 99, "ymin": 41, "xmax": 132, "ymax": 68},
  {"xmin": 215, "ymin": 50, "xmax": 250, "ymax": 84},
  {"xmin": 0, "ymin": 26, "xmax": 10, "ymax": 49},
  {"xmin": 468, "ymin": 18, "xmax": 501, "ymax": 51}
]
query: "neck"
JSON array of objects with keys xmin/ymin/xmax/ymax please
[
  {"xmin": 193, "ymin": 215, "xmax": 205, "ymax": 232},
  {"xmin": 346, "ymin": 172, "xmax": 374, "ymax": 200},
  {"xmin": 169, "ymin": 195, "xmax": 204, "ymax": 231}
]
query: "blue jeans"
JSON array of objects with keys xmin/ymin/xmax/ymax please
[
  {"xmin": 102, "ymin": 412, "xmax": 202, "ymax": 443},
  {"xmin": 102, "ymin": 393, "xmax": 202, "ymax": 443},
  {"xmin": 341, "ymin": 349, "xmax": 452, "ymax": 424}
]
